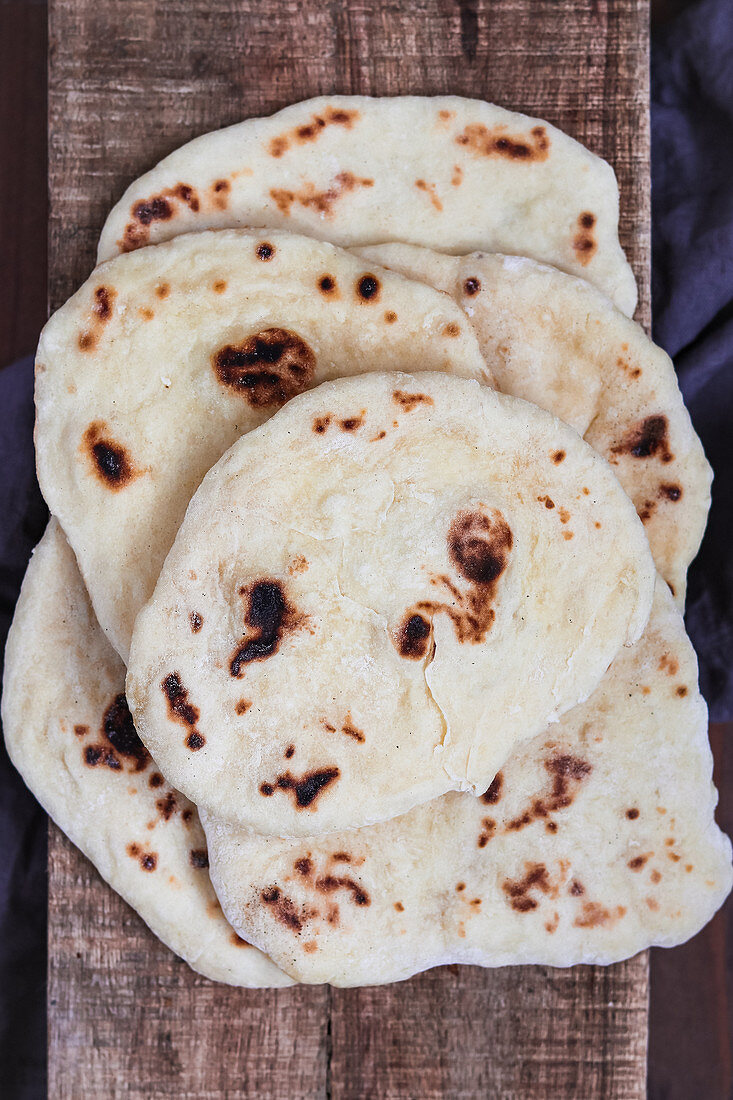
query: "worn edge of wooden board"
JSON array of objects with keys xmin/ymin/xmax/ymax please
[{"xmin": 47, "ymin": 3, "xmax": 651, "ymax": 1097}]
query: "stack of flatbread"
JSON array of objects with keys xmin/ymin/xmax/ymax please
[{"xmin": 3, "ymin": 97, "xmax": 730, "ymax": 988}]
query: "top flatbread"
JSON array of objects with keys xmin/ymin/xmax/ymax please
[
  {"xmin": 34, "ymin": 228, "xmax": 489, "ymax": 661},
  {"xmin": 355, "ymin": 244, "xmax": 712, "ymax": 605},
  {"xmin": 1, "ymin": 520, "xmax": 291, "ymax": 987},
  {"xmin": 127, "ymin": 372, "xmax": 655, "ymax": 837},
  {"xmin": 203, "ymin": 578, "xmax": 732, "ymax": 985},
  {"xmin": 96, "ymin": 96, "xmax": 637, "ymax": 316}
]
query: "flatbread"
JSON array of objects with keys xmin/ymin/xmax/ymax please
[
  {"xmin": 354, "ymin": 244, "xmax": 712, "ymax": 606},
  {"xmin": 202, "ymin": 578, "xmax": 731, "ymax": 986},
  {"xmin": 1, "ymin": 520, "xmax": 292, "ymax": 988},
  {"xmin": 34, "ymin": 228, "xmax": 490, "ymax": 661},
  {"xmin": 96, "ymin": 96, "xmax": 637, "ymax": 316},
  {"xmin": 127, "ymin": 372, "xmax": 655, "ymax": 837}
]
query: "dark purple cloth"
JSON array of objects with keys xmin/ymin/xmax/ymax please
[
  {"xmin": 1, "ymin": 4, "xmax": 732, "ymax": 1095},
  {"xmin": 652, "ymin": 0, "xmax": 733, "ymax": 718},
  {"xmin": 0, "ymin": 356, "xmax": 48, "ymax": 1100}
]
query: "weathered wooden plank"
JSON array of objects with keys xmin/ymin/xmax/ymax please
[{"xmin": 48, "ymin": 1, "xmax": 651, "ymax": 1097}]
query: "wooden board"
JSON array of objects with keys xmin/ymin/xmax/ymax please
[{"xmin": 47, "ymin": 2, "xmax": 651, "ymax": 1096}]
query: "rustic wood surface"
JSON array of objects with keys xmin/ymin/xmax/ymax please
[{"xmin": 47, "ymin": 1, "xmax": 652, "ymax": 1097}]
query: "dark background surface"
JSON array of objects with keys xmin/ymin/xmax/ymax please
[{"xmin": 0, "ymin": 0, "xmax": 731, "ymax": 1096}]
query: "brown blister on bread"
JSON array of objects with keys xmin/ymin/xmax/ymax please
[
  {"xmin": 189, "ymin": 848, "xmax": 209, "ymax": 869},
  {"xmin": 260, "ymin": 885, "xmax": 314, "ymax": 932},
  {"xmin": 213, "ymin": 328, "xmax": 316, "ymax": 408},
  {"xmin": 93, "ymin": 285, "xmax": 116, "ymax": 322},
  {"xmin": 267, "ymin": 106, "xmax": 360, "ymax": 158},
  {"xmin": 81, "ymin": 421, "xmax": 139, "ymax": 491},
  {"xmin": 415, "ymin": 179, "xmax": 443, "ymax": 211},
  {"xmin": 120, "ymin": 183, "xmax": 200, "ymax": 251},
  {"xmin": 504, "ymin": 754, "xmax": 592, "ymax": 833},
  {"xmin": 660, "ymin": 483, "xmax": 682, "ymax": 502},
  {"xmin": 449, "ymin": 510, "xmax": 513, "ymax": 585},
  {"xmin": 573, "ymin": 901, "xmax": 627, "ymax": 928},
  {"xmin": 573, "ymin": 211, "xmax": 597, "ymax": 265},
  {"xmin": 161, "ymin": 673, "xmax": 205, "ymax": 751},
  {"xmin": 210, "ymin": 178, "xmax": 231, "ymax": 209},
  {"xmin": 396, "ymin": 509, "xmax": 513, "ymax": 657},
  {"xmin": 392, "ymin": 390, "xmax": 435, "ymax": 412},
  {"xmin": 229, "ymin": 580, "xmax": 305, "ymax": 676},
  {"xmin": 481, "ymin": 772, "xmax": 504, "ymax": 804},
  {"xmin": 356, "ymin": 273, "xmax": 380, "ymax": 301},
  {"xmin": 455, "ymin": 123, "xmax": 550, "ymax": 162},
  {"xmin": 256, "ymin": 241, "xmax": 275, "ymax": 261},
  {"xmin": 77, "ymin": 331, "xmax": 97, "ymax": 351},
  {"xmin": 611, "ymin": 415, "xmax": 674, "ymax": 464},
  {"xmin": 82, "ymin": 693, "xmax": 150, "ymax": 774},
  {"xmin": 396, "ymin": 612, "xmax": 432, "ymax": 660},
  {"xmin": 475, "ymin": 753, "xmax": 591, "ymax": 847},
  {"xmin": 259, "ymin": 767, "xmax": 341, "ymax": 809},
  {"xmin": 318, "ymin": 274, "xmax": 338, "ymax": 296},
  {"xmin": 126, "ymin": 842, "xmax": 158, "ymax": 872},
  {"xmin": 502, "ymin": 862, "xmax": 553, "ymax": 912},
  {"xmin": 155, "ymin": 791, "xmax": 177, "ymax": 822},
  {"xmin": 294, "ymin": 855, "xmax": 370, "ymax": 906},
  {"xmin": 270, "ymin": 172, "xmax": 373, "ymax": 217},
  {"xmin": 189, "ymin": 611, "xmax": 203, "ymax": 633}
]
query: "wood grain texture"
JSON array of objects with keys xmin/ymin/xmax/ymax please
[{"xmin": 48, "ymin": 2, "xmax": 651, "ymax": 1097}]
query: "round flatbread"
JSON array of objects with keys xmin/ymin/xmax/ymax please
[
  {"xmin": 127, "ymin": 372, "xmax": 655, "ymax": 837},
  {"xmin": 1, "ymin": 520, "xmax": 292, "ymax": 988},
  {"xmin": 203, "ymin": 579, "xmax": 732, "ymax": 986},
  {"xmin": 34, "ymin": 228, "xmax": 489, "ymax": 661},
  {"xmin": 96, "ymin": 96, "xmax": 637, "ymax": 316},
  {"xmin": 355, "ymin": 244, "xmax": 712, "ymax": 606}
]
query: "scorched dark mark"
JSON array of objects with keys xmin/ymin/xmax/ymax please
[
  {"xmin": 395, "ymin": 509, "xmax": 513, "ymax": 656},
  {"xmin": 133, "ymin": 196, "xmax": 173, "ymax": 225},
  {"xmin": 318, "ymin": 274, "xmax": 337, "ymax": 294},
  {"xmin": 127, "ymin": 842, "xmax": 157, "ymax": 872},
  {"xmin": 449, "ymin": 510, "xmax": 513, "ymax": 585},
  {"xmin": 260, "ymin": 886, "xmax": 311, "ymax": 932},
  {"xmin": 161, "ymin": 673, "xmax": 205, "ymax": 750},
  {"xmin": 357, "ymin": 274, "xmax": 380, "ymax": 301},
  {"xmin": 82, "ymin": 694, "xmax": 148, "ymax": 773},
  {"xmin": 102, "ymin": 693, "xmax": 149, "ymax": 770},
  {"xmin": 611, "ymin": 415, "xmax": 673, "ymax": 463},
  {"xmin": 189, "ymin": 848, "xmax": 209, "ymax": 869},
  {"xmin": 455, "ymin": 123, "xmax": 550, "ymax": 161},
  {"xmin": 212, "ymin": 328, "xmax": 315, "ymax": 408},
  {"xmin": 267, "ymin": 107, "xmax": 360, "ymax": 157},
  {"xmin": 502, "ymin": 862, "xmax": 552, "ymax": 912},
  {"xmin": 93, "ymin": 285, "xmax": 115, "ymax": 321},
  {"xmin": 504, "ymin": 753, "xmax": 592, "ymax": 832},
  {"xmin": 481, "ymin": 772, "xmax": 504, "ymax": 804},
  {"xmin": 82, "ymin": 422, "xmax": 137, "ymax": 490},
  {"xmin": 155, "ymin": 792, "xmax": 177, "ymax": 821},
  {"xmin": 229, "ymin": 580, "xmax": 302, "ymax": 676},
  {"xmin": 396, "ymin": 612, "xmax": 432, "ymax": 660},
  {"xmin": 573, "ymin": 211, "xmax": 597, "ymax": 264},
  {"xmin": 259, "ymin": 767, "xmax": 341, "ymax": 809}
]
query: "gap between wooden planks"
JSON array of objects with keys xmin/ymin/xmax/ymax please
[{"xmin": 48, "ymin": 1, "xmax": 651, "ymax": 1096}]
